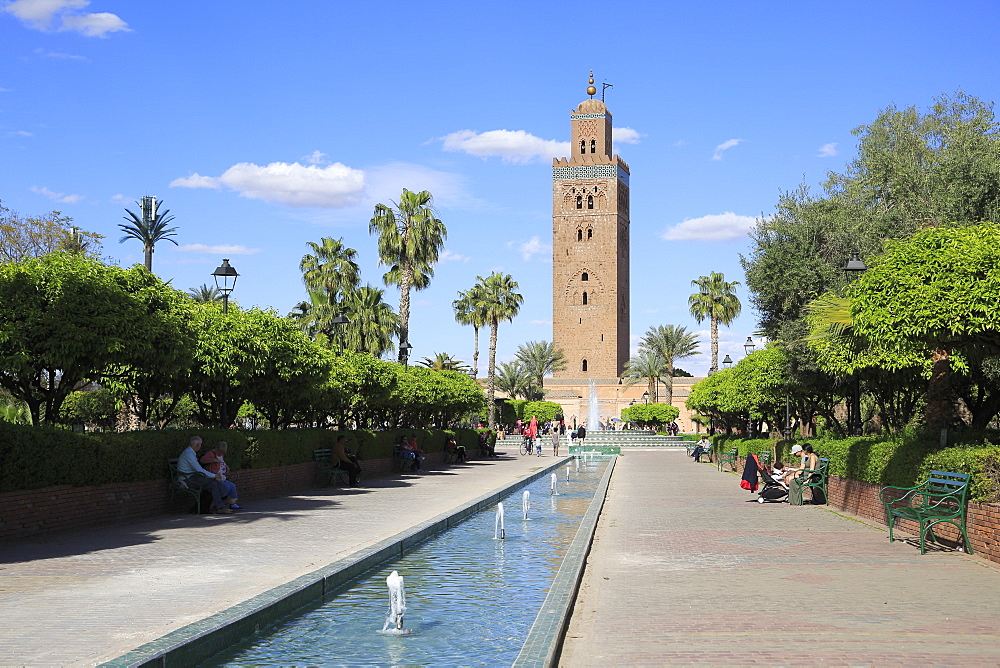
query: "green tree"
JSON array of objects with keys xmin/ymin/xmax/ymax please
[
  {"xmin": 340, "ymin": 285, "xmax": 399, "ymax": 357},
  {"xmin": 60, "ymin": 387, "xmax": 120, "ymax": 431},
  {"xmin": 300, "ymin": 237, "xmax": 360, "ymax": 305},
  {"xmin": 495, "ymin": 360, "xmax": 533, "ymax": 400},
  {"xmin": 637, "ymin": 324, "xmax": 700, "ymax": 405},
  {"xmin": 0, "ymin": 201, "xmax": 103, "ymax": 263},
  {"xmin": 515, "ymin": 340, "xmax": 566, "ymax": 394},
  {"xmin": 418, "ymin": 352, "xmax": 470, "ymax": 373},
  {"xmin": 621, "ymin": 349, "xmax": 664, "ymax": 402},
  {"xmin": 0, "ymin": 253, "xmax": 184, "ymax": 425},
  {"xmin": 474, "ymin": 272, "xmax": 523, "ymax": 427},
  {"xmin": 119, "ymin": 197, "xmax": 178, "ymax": 272},
  {"xmin": 688, "ymin": 272, "xmax": 741, "ymax": 374},
  {"xmin": 369, "ymin": 188, "xmax": 447, "ymax": 364},
  {"xmin": 621, "ymin": 403, "xmax": 679, "ymax": 429}
]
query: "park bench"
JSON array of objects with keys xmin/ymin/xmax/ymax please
[
  {"xmin": 168, "ymin": 458, "xmax": 207, "ymax": 514},
  {"xmin": 313, "ymin": 448, "xmax": 349, "ymax": 487},
  {"xmin": 393, "ymin": 444, "xmax": 417, "ymax": 472},
  {"xmin": 718, "ymin": 448, "xmax": 738, "ymax": 472},
  {"xmin": 790, "ymin": 457, "xmax": 829, "ymax": 505},
  {"xmin": 880, "ymin": 471, "xmax": 972, "ymax": 555}
]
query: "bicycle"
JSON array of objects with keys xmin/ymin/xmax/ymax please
[{"xmin": 520, "ymin": 436, "xmax": 534, "ymax": 456}]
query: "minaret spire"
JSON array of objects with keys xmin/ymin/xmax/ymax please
[{"xmin": 587, "ymin": 71, "xmax": 596, "ymax": 98}]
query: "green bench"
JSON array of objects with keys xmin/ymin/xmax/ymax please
[
  {"xmin": 313, "ymin": 448, "xmax": 349, "ymax": 487},
  {"xmin": 168, "ymin": 458, "xmax": 207, "ymax": 514},
  {"xmin": 880, "ymin": 471, "xmax": 972, "ymax": 555},
  {"xmin": 718, "ymin": 448, "xmax": 738, "ymax": 472},
  {"xmin": 790, "ymin": 457, "xmax": 829, "ymax": 505}
]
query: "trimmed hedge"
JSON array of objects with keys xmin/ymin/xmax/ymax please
[
  {"xmin": 710, "ymin": 431, "xmax": 1000, "ymax": 503},
  {"xmin": 0, "ymin": 422, "xmax": 482, "ymax": 493}
]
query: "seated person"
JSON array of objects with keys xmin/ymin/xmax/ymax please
[
  {"xmin": 407, "ymin": 435, "xmax": 425, "ymax": 471},
  {"xmin": 770, "ymin": 461, "xmax": 790, "ymax": 487},
  {"xmin": 199, "ymin": 440, "xmax": 240, "ymax": 509},
  {"xmin": 178, "ymin": 435, "xmax": 229, "ymax": 514},
  {"xmin": 479, "ymin": 431, "xmax": 496, "ymax": 457},
  {"xmin": 332, "ymin": 434, "xmax": 362, "ymax": 486},
  {"xmin": 691, "ymin": 435, "xmax": 711, "ymax": 462},
  {"xmin": 444, "ymin": 436, "xmax": 466, "ymax": 463}
]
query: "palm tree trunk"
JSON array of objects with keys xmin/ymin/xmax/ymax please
[
  {"xmin": 665, "ymin": 360, "xmax": 675, "ymax": 406},
  {"xmin": 144, "ymin": 244, "xmax": 153, "ymax": 271},
  {"xmin": 487, "ymin": 319, "xmax": 498, "ymax": 427},
  {"xmin": 710, "ymin": 316, "xmax": 719, "ymax": 373},
  {"xmin": 472, "ymin": 326, "xmax": 480, "ymax": 377},
  {"xmin": 397, "ymin": 263, "xmax": 412, "ymax": 364}
]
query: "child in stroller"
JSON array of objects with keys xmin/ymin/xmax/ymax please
[{"xmin": 749, "ymin": 453, "xmax": 789, "ymax": 503}]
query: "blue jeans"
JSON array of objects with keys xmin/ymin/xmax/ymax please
[
  {"xmin": 219, "ymin": 479, "xmax": 238, "ymax": 500},
  {"xmin": 184, "ymin": 473, "xmax": 224, "ymax": 509}
]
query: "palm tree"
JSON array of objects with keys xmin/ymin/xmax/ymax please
[
  {"xmin": 340, "ymin": 285, "xmax": 399, "ymax": 357},
  {"xmin": 453, "ymin": 286, "xmax": 488, "ymax": 378},
  {"xmin": 300, "ymin": 237, "xmax": 360, "ymax": 303},
  {"xmin": 369, "ymin": 188, "xmax": 447, "ymax": 364},
  {"xmin": 638, "ymin": 324, "xmax": 700, "ymax": 405},
  {"xmin": 495, "ymin": 360, "xmax": 533, "ymax": 400},
  {"xmin": 515, "ymin": 340, "xmax": 567, "ymax": 394},
  {"xmin": 418, "ymin": 352, "xmax": 470, "ymax": 373},
  {"xmin": 688, "ymin": 272, "xmax": 742, "ymax": 373},
  {"xmin": 474, "ymin": 272, "xmax": 523, "ymax": 427},
  {"xmin": 119, "ymin": 196, "xmax": 178, "ymax": 271},
  {"xmin": 622, "ymin": 348, "xmax": 666, "ymax": 402},
  {"xmin": 188, "ymin": 283, "xmax": 222, "ymax": 304}
]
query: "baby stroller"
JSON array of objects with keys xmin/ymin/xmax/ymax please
[{"xmin": 743, "ymin": 453, "xmax": 788, "ymax": 503}]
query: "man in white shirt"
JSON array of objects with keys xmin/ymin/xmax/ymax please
[{"xmin": 177, "ymin": 435, "xmax": 229, "ymax": 514}]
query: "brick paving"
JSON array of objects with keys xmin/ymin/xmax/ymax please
[
  {"xmin": 0, "ymin": 452, "xmax": 553, "ymax": 666},
  {"xmin": 559, "ymin": 449, "xmax": 1000, "ymax": 667}
]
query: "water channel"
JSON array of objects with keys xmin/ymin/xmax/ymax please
[{"xmin": 205, "ymin": 457, "xmax": 611, "ymax": 666}]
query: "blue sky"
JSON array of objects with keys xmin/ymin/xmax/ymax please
[{"xmin": 2, "ymin": 0, "xmax": 999, "ymax": 376}]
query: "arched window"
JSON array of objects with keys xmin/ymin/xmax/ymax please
[
  {"xmin": 587, "ymin": 195, "xmax": 594, "ymax": 209},
  {"xmin": 582, "ymin": 291, "xmax": 588, "ymax": 305},
  {"xmin": 580, "ymin": 140, "xmax": 586, "ymax": 154},
  {"xmin": 587, "ymin": 228, "xmax": 593, "ymax": 239},
  {"xmin": 577, "ymin": 229, "xmax": 583, "ymax": 241},
  {"xmin": 576, "ymin": 195, "xmax": 583, "ymax": 209},
  {"xmin": 582, "ymin": 359, "xmax": 588, "ymax": 372},
  {"xmin": 581, "ymin": 272, "xmax": 589, "ymax": 281},
  {"xmin": 590, "ymin": 139, "xmax": 596, "ymax": 153}
]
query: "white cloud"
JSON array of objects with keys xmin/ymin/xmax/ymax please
[
  {"xmin": 33, "ymin": 48, "xmax": 87, "ymax": 61},
  {"xmin": 9, "ymin": 130, "xmax": 32, "ymax": 137},
  {"xmin": 712, "ymin": 138, "xmax": 744, "ymax": 161},
  {"xmin": 30, "ymin": 185, "xmax": 81, "ymax": 203},
  {"xmin": 506, "ymin": 235, "xmax": 551, "ymax": 262},
  {"xmin": 439, "ymin": 249, "xmax": 470, "ymax": 263},
  {"xmin": 365, "ymin": 162, "xmax": 479, "ymax": 209},
  {"xmin": 171, "ymin": 161, "xmax": 365, "ymax": 208},
  {"xmin": 441, "ymin": 129, "xmax": 569, "ymax": 164},
  {"xmin": 302, "ymin": 150, "xmax": 327, "ymax": 165},
  {"xmin": 613, "ymin": 127, "xmax": 642, "ymax": 145},
  {"xmin": 4, "ymin": 0, "xmax": 129, "ymax": 37},
  {"xmin": 0, "ymin": 87, "xmax": 11, "ymax": 93},
  {"xmin": 169, "ymin": 173, "xmax": 220, "ymax": 189},
  {"xmin": 817, "ymin": 142, "xmax": 838, "ymax": 157},
  {"xmin": 174, "ymin": 244, "xmax": 260, "ymax": 255},
  {"xmin": 110, "ymin": 193, "xmax": 127, "ymax": 203},
  {"xmin": 529, "ymin": 320, "xmax": 552, "ymax": 326},
  {"xmin": 660, "ymin": 212, "xmax": 757, "ymax": 242}
]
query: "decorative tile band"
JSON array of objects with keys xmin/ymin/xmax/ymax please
[
  {"xmin": 570, "ymin": 113, "xmax": 607, "ymax": 120},
  {"xmin": 553, "ymin": 164, "xmax": 629, "ymax": 186}
]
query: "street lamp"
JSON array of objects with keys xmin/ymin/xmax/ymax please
[
  {"xmin": 845, "ymin": 252, "xmax": 868, "ymax": 437},
  {"xmin": 722, "ymin": 354, "xmax": 733, "ymax": 369},
  {"xmin": 331, "ymin": 313, "xmax": 350, "ymax": 353},
  {"xmin": 211, "ymin": 258, "xmax": 239, "ymax": 314},
  {"xmin": 211, "ymin": 258, "xmax": 238, "ymax": 429},
  {"xmin": 399, "ymin": 341, "xmax": 413, "ymax": 367},
  {"xmin": 744, "ymin": 336, "xmax": 756, "ymax": 356}
]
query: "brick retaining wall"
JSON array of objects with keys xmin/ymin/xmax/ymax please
[
  {"xmin": 0, "ymin": 453, "xmax": 444, "ymax": 543},
  {"xmin": 827, "ymin": 474, "xmax": 1000, "ymax": 563}
]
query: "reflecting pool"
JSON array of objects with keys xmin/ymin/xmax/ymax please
[{"xmin": 207, "ymin": 458, "xmax": 609, "ymax": 666}]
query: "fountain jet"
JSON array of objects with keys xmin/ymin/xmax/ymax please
[
  {"xmin": 382, "ymin": 570, "xmax": 407, "ymax": 633},
  {"xmin": 494, "ymin": 502, "xmax": 505, "ymax": 540},
  {"xmin": 522, "ymin": 490, "xmax": 530, "ymax": 520}
]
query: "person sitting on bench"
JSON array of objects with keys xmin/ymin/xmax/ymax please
[
  {"xmin": 333, "ymin": 434, "xmax": 362, "ymax": 486},
  {"xmin": 177, "ymin": 435, "xmax": 230, "ymax": 514}
]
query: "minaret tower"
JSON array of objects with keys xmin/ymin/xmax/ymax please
[{"xmin": 552, "ymin": 73, "xmax": 630, "ymax": 379}]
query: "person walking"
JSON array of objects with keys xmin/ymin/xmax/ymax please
[{"xmin": 552, "ymin": 428, "xmax": 561, "ymax": 457}]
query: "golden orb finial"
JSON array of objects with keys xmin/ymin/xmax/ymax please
[{"xmin": 586, "ymin": 70, "xmax": 596, "ymax": 97}]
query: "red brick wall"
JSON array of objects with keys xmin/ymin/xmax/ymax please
[
  {"xmin": 0, "ymin": 454, "xmax": 444, "ymax": 543},
  {"xmin": 827, "ymin": 474, "xmax": 1000, "ymax": 563}
]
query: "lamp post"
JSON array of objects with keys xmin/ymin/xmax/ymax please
[
  {"xmin": 744, "ymin": 336, "xmax": 756, "ymax": 356},
  {"xmin": 211, "ymin": 258, "xmax": 239, "ymax": 429},
  {"xmin": 722, "ymin": 354, "xmax": 733, "ymax": 369},
  {"xmin": 845, "ymin": 252, "xmax": 868, "ymax": 437},
  {"xmin": 331, "ymin": 313, "xmax": 350, "ymax": 353},
  {"xmin": 399, "ymin": 341, "xmax": 413, "ymax": 367}
]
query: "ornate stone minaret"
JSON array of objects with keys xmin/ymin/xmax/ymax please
[{"xmin": 552, "ymin": 73, "xmax": 630, "ymax": 379}]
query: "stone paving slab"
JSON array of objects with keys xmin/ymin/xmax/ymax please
[
  {"xmin": 559, "ymin": 449, "xmax": 1000, "ymax": 667},
  {"xmin": 0, "ymin": 452, "xmax": 555, "ymax": 666}
]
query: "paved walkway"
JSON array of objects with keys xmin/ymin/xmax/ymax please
[
  {"xmin": 0, "ymin": 451, "xmax": 553, "ymax": 666},
  {"xmin": 560, "ymin": 449, "xmax": 1000, "ymax": 666}
]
